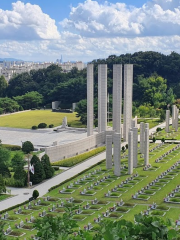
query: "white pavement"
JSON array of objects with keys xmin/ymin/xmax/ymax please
[{"xmin": 0, "ymin": 120, "xmax": 167, "ymax": 211}]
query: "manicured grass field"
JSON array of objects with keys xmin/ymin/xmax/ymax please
[
  {"xmin": 153, "ymin": 125, "xmax": 180, "ymax": 140},
  {"xmin": 3, "ymin": 142, "xmax": 180, "ymax": 239},
  {"xmin": 0, "ymin": 110, "xmax": 85, "ymax": 129}
]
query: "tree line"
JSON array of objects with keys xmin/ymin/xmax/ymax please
[{"xmin": 0, "ymin": 51, "xmax": 180, "ymax": 121}]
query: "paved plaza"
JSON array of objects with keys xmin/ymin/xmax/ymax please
[{"xmin": 0, "ymin": 127, "xmax": 88, "ymax": 148}]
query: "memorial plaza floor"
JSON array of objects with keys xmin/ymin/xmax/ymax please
[{"xmin": 0, "ymin": 127, "xmax": 88, "ymax": 148}]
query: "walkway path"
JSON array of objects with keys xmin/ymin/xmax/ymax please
[{"xmin": 0, "ymin": 121, "xmax": 167, "ymax": 211}]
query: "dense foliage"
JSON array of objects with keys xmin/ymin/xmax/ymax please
[{"xmin": 29, "ymin": 213, "xmax": 180, "ymax": 240}]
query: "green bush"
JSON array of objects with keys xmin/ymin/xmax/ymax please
[
  {"xmin": 31, "ymin": 108, "xmax": 36, "ymax": 110},
  {"xmin": 32, "ymin": 125, "xmax": 38, "ymax": 130},
  {"xmin": 38, "ymin": 123, "xmax": 47, "ymax": 128},
  {"xmin": 49, "ymin": 124, "xmax": 54, "ymax": 128},
  {"xmin": 2, "ymin": 144, "xmax": 21, "ymax": 151},
  {"xmin": 32, "ymin": 189, "xmax": 39, "ymax": 199},
  {"xmin": 51, "ymin": 146, "xmax": 106, "ymax": 167},
  {"xmin": 156, "ymin": 127, "xmax": 162, "ymax": 132},
  {"xmin": 0, "ymin": 108, "xmax": 3, "ymax": 114},
  {"xmin": 52, "ymin": 166, "xmax": 59, "ymax": 171},
  {"xmin": 19, "ymin": 106, "xmax": 24, "ymax": 111}
]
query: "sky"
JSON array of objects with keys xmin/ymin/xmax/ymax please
[{"xmin": 0, "ymin": 0, "xmax": 180, "ymax": 62}]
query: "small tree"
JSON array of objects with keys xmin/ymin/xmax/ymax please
[
  {"xmin": 152, "ymin": 137, "xmax": 156, "ymax": 143},
  {"xmin": 125, "ymin": 144, "xmax": 128, "ymax": 149},
  {"xmin": 161, "ymin": 137, "xmax": 165, "ymax": 143},
  {"xmin": 22, "ymin": 141, "xmax": 34, "ymax": 154},
  {"xmin": 32, "ymin": 189, "xmax": 39, "ymax": 199}
]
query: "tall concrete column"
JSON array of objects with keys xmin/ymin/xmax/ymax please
[
  {"xmin": 98, "ymin": 64, "xmax": 107, "ymax": 133},
  {"xmin": 128, "ymin": 131, "xmax": 133, "ymax": 175},
  {"xmin": 172, "ymin": 105, "xmax": 176, "ymax": 128},
  {"xmin": 165, "ymin": 110, "xmax": 170, "ymax": 133},
  {"xmin": 131, "ymin": 120, "xmax": 136, "ymax": 128},
  {"xmin": 123, "ymin": 64, "xmax": 133, "ymax": 141},
  {"xmin": 113, "ymin": 133, "xmax": 121, "ymax": 176},
  {"xmin": 106, "ymin": 135, "xmax": 112, "ymax": 169},
  {"xmin": 144, "ymin": 124, "xmax": 149, "ymax": 166},
  {"xmin": 133, "ymin": 127, "xmax": 138, "ymax": 168},
  {"xmin": 175, "ymin": 107, "xmax": 179, "ymax": 132},
  {"xmin": 140, "ymin": 122, "xmax": 145, "ymax": 154},
  {"xmin": 113, "ymin": 64, "xmax": 122, "ymax": 133},
  {"xmin": 87, "ymin": 64, "xmax": 94, "ymax": 136}
]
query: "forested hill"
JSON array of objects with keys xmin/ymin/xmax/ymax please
[{"xmin": 6, "ymin": 51, "xmax": 180, "ymax": 105}]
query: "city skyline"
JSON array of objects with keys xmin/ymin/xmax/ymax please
[{"xmin": 0, "ymin": 0, "xmax": 179, "ymax": 62}]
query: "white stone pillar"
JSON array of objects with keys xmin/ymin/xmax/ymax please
[
  {"xmin": 128, "ymin": 131, "xmax": 133, "ymax": 175},
  {"xmin": 133, "ymin": 127, "xmax": 138, "ymax": 168},
  {"xmin": 140, "ymin": 122, "xmax": 145, "ymax": 154},
  {"xmin": 106, "ymin": 135, "xmax": 112, "ymax": 169},
  {"xmin": 113, "ymin": 64, "xmax": 122, "ymax": 133},
  {"xmin": 113, "ymin": 133, "xmax": 121, "ymax": 176},
  {"xmin": 98, "ymin": 64, "xmax": 107, "ymax": 133},
  {"xmin": 172, "ymin": 105, "xmax": 176, "ymax": 128},
  {"xmin": 175, "ymin": 107, "xmax": 179, "ymax": 132},
  {"xmin": 87, "ymin": 64, "xmax": 94, "ymax": 136},
  {"xmin": 123, "ymin": 64, "xmax": 133, "ymax": 141},
  {"xmin": 165, "ymin": 110, "xmax": 170, "ymax": 133},
  {"xmin": 131, "ymin": 120, "xmax": 136, "ymax": 128},
  {"xmin": 144, "ymin": 125, "xmax": 149, "ymax": 166}
]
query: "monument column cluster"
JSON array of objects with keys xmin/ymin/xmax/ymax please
[{"xmin": 87, "ymin": 63, "xmax": 149, "ymax": 177}]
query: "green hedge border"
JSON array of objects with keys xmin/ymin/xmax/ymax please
[{"xmin": 51, "ymin": 146, "xmax": 106, "ymax": 167}]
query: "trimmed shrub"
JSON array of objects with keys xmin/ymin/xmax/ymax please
[
  {"xmin": 49, "ymin": 124, "xmax": 54, "ymax": 128},
  {"xmin": 38, "ymin": 123, "xmax": 47, "ymax": 128},
  {"xmin": 19, "ymin": 106, "xmax": 24, "ymax": 111},
  {"xmin": 52, "ymin": 166, "xmax": 59, "ymax": 171},
  {"xmin": 32, "ymin": 125, "xmax": 38, "ymax": 130},
  {"xmin": 156, "ymin": 127, "xmax": 162, "ymax": 132},
  {"xmin": 31, "ymin": 108, "xmax": 36, "ymax": 110},
  {"xmin": 32, "ymin": 190, "xmax": 39, "ymax": 199}
]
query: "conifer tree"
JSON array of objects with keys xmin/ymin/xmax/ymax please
[
  {"xmin": 30, "ymin": 155, "xmax": 45, "ymax": 184},
  {"xmin": 41, "ymin": 154, "xmax": 54, "ymax": 179}
]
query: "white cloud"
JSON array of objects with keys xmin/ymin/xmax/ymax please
[
  {"xmin": 0, "ymin": 1, "xmax": 60, "ymax": 40},
  {"xmin": 0, "ymin": 34, "xmax": 180, "ymax": 62},
  {"xmin": 60, "ymin": 0, "xmax": 180, "ymax": 37},
  {"xmin": 0, "ymin": 0, "xmax": 180, "ymax": 61}
]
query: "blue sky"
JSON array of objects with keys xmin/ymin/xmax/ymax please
[{"xmin": 0, "ymin": 0, "xmax": 179, "ymax": 62}]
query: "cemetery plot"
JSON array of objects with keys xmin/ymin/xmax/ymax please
[{"xmin": 3, "ymin": 143, "xmax": 180, "ymax": 239}]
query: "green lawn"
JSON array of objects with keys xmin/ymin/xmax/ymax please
[
  {"xmin": 0, "ymin": 194, "xmax": 11, "ymax": 201},
  {"xmin": 0, "ymin": 110, "xmax": 85, "ymax": 129}
]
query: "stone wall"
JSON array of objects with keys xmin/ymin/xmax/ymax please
[{"xmin": 46, "ymin": 131, "xmax": 114, "ymax": 162}]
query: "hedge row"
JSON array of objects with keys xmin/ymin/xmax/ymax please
[
  {"xmin": 51, "ymin": 146, "xmax": 106, "ymax": 167},
  {"xmin": 2, "ymin": 144, "xmax": 21, "ymax": 151},
  {"xmin": 48, "ymin": 159, "xmax": 104, "ymax": 192}
]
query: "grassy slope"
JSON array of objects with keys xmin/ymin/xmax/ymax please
[{"xmin": 0, "ymin": 110, "xmax": 84, "ymax": 129}]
